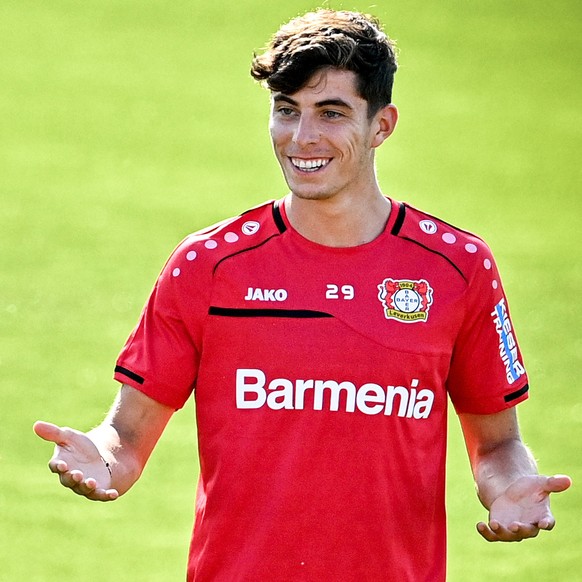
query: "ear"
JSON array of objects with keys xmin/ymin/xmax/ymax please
[{"xmin": 371, "ymin": 104, "xmax": 398, "ymax": 148}]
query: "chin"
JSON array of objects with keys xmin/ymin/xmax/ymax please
[
  {"xmin": 286, "ymin": 179, "xmax": 335, "ymax": 201},
  {"xmin": 290, "ymin": 189, "xmax": 336, "ymax": 201}
]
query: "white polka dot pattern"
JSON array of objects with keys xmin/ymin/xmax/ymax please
[
  {"xmin": 171, "ymin": 220, "xmax": 264, "ymax": 277},
  {"xmin": 416, "ymin": 218, "xmax": 498, "ymax": 290}
]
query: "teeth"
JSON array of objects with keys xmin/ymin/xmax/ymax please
[{"xmin": 291, "ymin": 158, "xmax": 330, "ymax": 172}]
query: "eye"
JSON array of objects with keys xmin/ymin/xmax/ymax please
[
  {"xmin": 276, "ymin": 107, "xmax": 296, "ymax": 117},
  {"xmin": 322, "ymin": 110, "xmax": 343, "ymax": 120}
]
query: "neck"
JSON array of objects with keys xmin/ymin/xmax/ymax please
[{"xmin": 284, "ymin": 190, "xmax": 391, "ymax": 247}]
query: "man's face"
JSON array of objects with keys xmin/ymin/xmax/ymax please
[{"xmin": 269, "ymin": 68, "xmax": 385, "ymax": 202}]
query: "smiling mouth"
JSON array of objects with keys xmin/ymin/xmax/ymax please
[{"xmin": 290, "ymin": 158, "xmax": 331, "ymax": 173}]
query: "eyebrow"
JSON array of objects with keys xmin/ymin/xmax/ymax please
[{"xmin": 273, "ymin": 94, "xmax": 354, "ymax": 110}]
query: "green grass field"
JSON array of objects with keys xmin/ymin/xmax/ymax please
[{"xmin": 1, "ymin": 0, "xmax": 580, "ymax": 579}]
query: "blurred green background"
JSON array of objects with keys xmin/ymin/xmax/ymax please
[{"xmin": 1, "ymin": 0, "xmax": 580, "ymax": 579}]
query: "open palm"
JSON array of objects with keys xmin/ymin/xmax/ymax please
[
  {"xmin": 478, "ymin": 474, "xmax": 571, "ymax": 542},
  {"xmin": 34, "ymin": 421, "xmax": 119, "ymax": 501}
]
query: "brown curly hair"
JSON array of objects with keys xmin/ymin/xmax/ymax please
[{"xmin": 250, "ymin": 10, "xmax": 398, "ymax": 117}]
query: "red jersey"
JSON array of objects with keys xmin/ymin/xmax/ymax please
[{"xmin": 115, "ymin": 198, "xmax": 528, "ymax": 581}]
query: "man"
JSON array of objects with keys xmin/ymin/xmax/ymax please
[{"xmin": 34, "ymin": 9, "xmax": 571, "ymax": 581}]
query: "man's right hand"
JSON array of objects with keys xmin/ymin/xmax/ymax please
[{"xmin": 33, "ymin": 421, "xmax": 119, "ymax": 502}]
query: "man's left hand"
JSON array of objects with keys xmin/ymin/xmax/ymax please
[{"xmin": 477, "ymin": 474, "xmax": 572, "ymax": 542}]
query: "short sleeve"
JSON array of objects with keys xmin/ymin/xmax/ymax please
[
  {"xmin": 114, "ymin": 242, "xmax": 208, "ymax": 410},
  {"xmin": 446, "ymin": 244, "xmax": 529, "ymax": 414}
]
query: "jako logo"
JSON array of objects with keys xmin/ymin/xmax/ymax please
[
  {"xmin": 236, "ymin": 369, "xmax": 435, "ymax": 419},
  {"xmin": 244, "ymin": 287, "xmax": 288, "ymax": 302}
]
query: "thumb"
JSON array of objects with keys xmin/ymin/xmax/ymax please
[
  {"xmin": 33, "ymin": 421, "xmax": 69, "ymax": 445},
  {"xmin": 545, "ymin": 474, "xmax": 572, "ymax": 494}
]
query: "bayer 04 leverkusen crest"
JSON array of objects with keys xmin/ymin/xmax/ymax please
[{"xmin": 377, "ymin": 278, "xmax": 434, "ymax": 323}]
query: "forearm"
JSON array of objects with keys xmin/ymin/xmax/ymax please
[
  {"xmin": 460, "ymin": 409, "xmax": 570, "ymax": 541},
  {"xmin": 86, "ymin": 384, "xmax": 174, "ymax": 496},
  {"xmin": 472, "ymin": 437, "xmax": 538, "ymax": 509}
]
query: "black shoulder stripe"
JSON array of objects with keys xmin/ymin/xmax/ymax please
[
  {"xmin": 211, "ymin": 201, "xmax": 287, "ymax": 275},
  {"xmin": 209, "ymin": 306, "xmax": 333, "ymax": 318},
  {"xmin": 272, "ymin": 200, "xmax": 287, "ymax": 233},
  {"xmin": 213, "ymin": 234, "xmax": 282, "ymax": 275},
  {"xmin": 504, "ymin": 383, "xmax": 529, "ymax": 403},
  {"xmin": 115, "ymin": 365, "xmax": 145, "ymax": 385},
  {"xmin": 391, "ymin": 201, "xmax": 406, "ymax": 235},
  {"xmin": 399, "ymin": 236, "xmax": 467, "ymax": 283}
]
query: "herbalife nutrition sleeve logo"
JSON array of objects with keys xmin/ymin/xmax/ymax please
[
  {"xmin": 491, "ymin": 298, "xmax": 525, "ymax": 384},
  {"xmin": 377, "ymin": 278, "xmax": 433, "ymax": 323}
]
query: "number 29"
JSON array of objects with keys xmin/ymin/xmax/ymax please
[{"xmin": 326, "ymin": 284, "xmax": 355, "ymax": 300}]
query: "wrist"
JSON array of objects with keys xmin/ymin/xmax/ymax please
[{"xmin": 99, "ymin": 455, "xmax": 112, "ymax": 477}]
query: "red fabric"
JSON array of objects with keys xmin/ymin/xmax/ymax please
[{"xmin": 115, "ymin": 199, "xmax": 528, "ymax": 581}]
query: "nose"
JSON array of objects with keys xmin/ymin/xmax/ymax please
[{"xmin": 293, "ymin": 114, "xmax": 319, "ymax": 147}]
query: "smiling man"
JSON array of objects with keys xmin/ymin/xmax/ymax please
[{"xmin": 34, "ymin": 9, "xmax": 570, "ymax": 581}]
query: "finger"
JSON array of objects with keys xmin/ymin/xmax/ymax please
[
  {"xmin": 69, "ymin": 475, "xmax": 102, "ymax": 497},
  {"xmin": 71, "ymin": 476, "xmax": 99, "ymax": 497},
  {"xmin": 58, "ymin": 469, "xmax": 85, "ymax": 489},
  {"xmin": 477, "ymin": 520, "xmax": 540, "ymax": 542},
  {"xmin": 476, "ymin": 521, "xmax": 513, "ymax": 542},
  {"xmin": 55, "ymin": 470, "xmax": 118, "ymax": 501},
  {"xmin": 48, "ymin": 459, "xmax": 69, "ymax": 474},
  {"xmin": 477, "ymin": 521, "xmax": 498, "ymax": 542},
  {"xmin": 33, "ymin": 421, "xmax": 68, "ymax": 446},
  {"xmin": 71, "ymin": 483, "xmax": 95, "ymax": 497},
  {"xmin": 90, "ymin": 488, "xmax": 120, "ymax": 502},
  {"xmin": 545, "ymin": 475, "xmax": 572, "ymax": 494},
  {"xmin": 74, "ymin": 483, "xmax": 119, "ymax": 502},
  {"xmin": 506, "ymin": 521, "xmax": 540, "ymax": 540},
  {"xmin": 537, "ymin": 515, "xmax": 556, "ymax": 531}
]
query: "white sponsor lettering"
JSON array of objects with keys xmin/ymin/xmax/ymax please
[
  {"xmin": 244, "ymin": 287, "xmax": 288, "ymax": 302},
  {"xmin": 491, "ymin": 299, "xmax": 525, "ymax": 384},
  {"xmin": 236, "ymin": 369, "xmax": 435, "ymax": 419}
]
